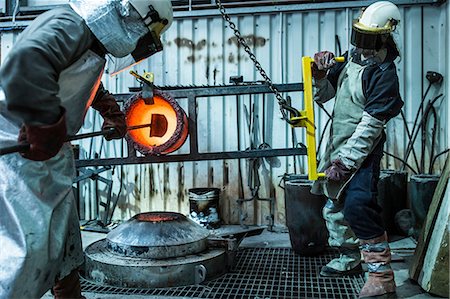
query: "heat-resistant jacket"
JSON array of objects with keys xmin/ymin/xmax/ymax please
[
  {"xmin": 311, "ymin": 51, "xmax": 404, "ymax": 200},
  {"xmin": 0, "ymin": 6, "xmax": 118, "ymax": 299}
]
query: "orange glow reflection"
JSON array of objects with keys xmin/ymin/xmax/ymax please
[
  {"xmin": 135, "ymin": 213, "xmax": 179, "ymax": 222},
  {"xmin": 126, "ymin": 95, "xmax": 177, "ymax": 147}
]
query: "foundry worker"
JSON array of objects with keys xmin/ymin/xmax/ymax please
[
  {"xmin": 0, "ymin": 1, "xmax": 172, "ymax": 298},
  {"xmin": 310, "ymin": 1, "xmax": 403, "ymax": 298}
]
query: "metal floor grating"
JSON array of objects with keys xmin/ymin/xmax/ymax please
[{"xmin": 81, "ymin": 248, "xmax": 365, "ymax": 298}]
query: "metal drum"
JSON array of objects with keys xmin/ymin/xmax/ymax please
[
  {"xmin": 189, "ymin": 188, "xmax": 221, "ymax": 229},
  {"xmin": 284, "ymin": 176, "xmax": 328, "ymax": 256}
]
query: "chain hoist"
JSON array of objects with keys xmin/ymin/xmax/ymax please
[{"xmin": 215, "ymin": 0, "xmax": 300, "ymax": 125}]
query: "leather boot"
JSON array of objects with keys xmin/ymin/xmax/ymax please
[
  {"xmin": 52, "ymin": 269, "xmax": 85, "ymax": 299},
  {"xmin": 320, "ymin": 247, "xmax": 363, "ymax": 277},
  {"xmin": 359, "ymin": 232, "xmax": 396, "ymax": 298}
]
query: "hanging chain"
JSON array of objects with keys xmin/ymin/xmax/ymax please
[{"xmin": 215, "ymin": 0, "xmax": 299, "ymax": 124}]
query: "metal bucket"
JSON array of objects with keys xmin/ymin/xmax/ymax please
[
  {"xmin": 284, "ymin": 176, "xmax": 328, "ymax": 256},
  {"xmin": 189, "ymin": 188, "xmax": 221, "ymax": 229},
  {"xmin": 409, "ymin": 174, "xmax": 439, "ymax": 231},
  {"xmin": 376, "ymin": 170, "xmax": 408, "ymax": 235}
]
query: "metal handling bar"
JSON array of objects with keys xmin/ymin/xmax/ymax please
[
  {"xmin": 289, "ymin": 56, "xmax": 343, "ymax": 181},
  {"xmin": 0, "ymin": 123, "xmax": 152, "ymax": 156}
]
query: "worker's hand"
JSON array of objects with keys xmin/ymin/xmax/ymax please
[
  {"xmin": 312, "ymin": 51, "xmax": 336, "ymax": 80},
  {"xmin": 325, "ymin": 159, "xmax": 351, "ymax": 181},
  {"xmin": 314, "ymin": 51, "xmax": 336, "ymax": 70},
  {"xmin": 102, "ymin": 113, "xmax": 127, "ymax": 141},
  {"xmin": 91, "ymin": 86, "xmax": 127, "ymax": 141},
  {"xmin": 18, "ymin": 109, "xmax": 67, "ymax": 161}
]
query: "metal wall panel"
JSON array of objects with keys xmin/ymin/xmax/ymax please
[{"xmin": 0, "ymin": 3, "xmax": 448, "ymax": 227}]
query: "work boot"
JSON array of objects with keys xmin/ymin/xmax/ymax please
[
  {"xmin": 359, "ymin": 233, "xmax": 396, "ymax": 298},
  {"xmin": 320, "ymin": 247, "xmax": 363, "ymax": 277},
  {"xmin": 52, "ymin": 269, "xmax": 85, "ymax": 299},
  {"xmin": 321, "ymin": 263, "xmax": 364, "ymax": 277}
]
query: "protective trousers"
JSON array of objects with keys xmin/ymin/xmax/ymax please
[
  {"xmin": 323, "ymin": 199, "xmax": 360, "ymax": 271},
  {"xmin": 0, "ymin": 109, "xmax": 84, "ymax": 299},
  {"xmin": 323, "ymin": 143, "xmax": 385, "ymax": 272}
]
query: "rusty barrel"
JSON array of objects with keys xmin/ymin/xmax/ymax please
[
  {"xmin": 189, "ymin": 188, "xmax": 221, "ymax": 229},
  {"xmin": 284, "ymin": 175, "xmax": 328, "ymax": 256}
]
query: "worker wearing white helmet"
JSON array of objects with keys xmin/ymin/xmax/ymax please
[
  {"xmin": 311, "ymin": 2, "xmax": 403, "ymax": 298},
  {"xmin": 0, "ymin": 1, "xmax": 172, "ymax": 298}
]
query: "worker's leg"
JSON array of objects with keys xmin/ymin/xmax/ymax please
[
  {"xmin": 343, "ymin": 151, "xmax": 395, "ymax": 298},
  {"xmin": 320, "ymin": 199, "xmax": 362, "ymax": 277}
]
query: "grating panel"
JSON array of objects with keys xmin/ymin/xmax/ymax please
[{"xmin": 81, "ymin": 248, "xmax": 364, "ymax": 298}]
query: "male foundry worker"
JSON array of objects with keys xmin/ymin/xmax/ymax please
[
  {"xmin": 311, "ymin": 1, "xmax": 404, "ymax": 298},
  {"xmin": 0, "ymin": 1, "xmax": 172, "ymax": 298}
]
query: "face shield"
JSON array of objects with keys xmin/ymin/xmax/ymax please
[
  {"xmin": 350, "ymin": 22, "xmax": 390, "ymax": 51},
  {"xmin": 109, "ymin": 30, "xmax": 164, "ymax": 76}
]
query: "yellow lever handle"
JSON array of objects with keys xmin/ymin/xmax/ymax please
[{"xmin": 334, "ymin": 56, "xmax": 345, "ymax": 63}]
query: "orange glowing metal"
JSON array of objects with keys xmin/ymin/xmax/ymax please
[
  {"xmin": 124, "ymin": 90, "xmax": 189, "ymax": 155},
  {"xmin": 135, "ymin": 213, "xmax": 179, "ymax": 222},
  {"xmin": 127, "ymin": 96, "xmax": 175, "ymax": 146}
]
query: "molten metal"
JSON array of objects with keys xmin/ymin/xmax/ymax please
[
  {"xmin": 124, "ymin": 90, "xmax": 188, "ymax": 155},
  {"xmin": 135, "ymin": 212, "xmax": 180, "ymax": 222}
]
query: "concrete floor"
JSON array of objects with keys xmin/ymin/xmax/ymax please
[{"xmin": 42, "ymin": 227, "xmax": 441, "ymax": 299}]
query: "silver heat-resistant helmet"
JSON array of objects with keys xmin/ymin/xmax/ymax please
[{"xmin": 70, "ymin": 0, "xmax": 173, "ymax": 74}]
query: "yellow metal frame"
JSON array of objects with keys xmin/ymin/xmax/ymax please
[{"xmin": 290, "ymin": 56, "xmax": 326, "ymax": 181}]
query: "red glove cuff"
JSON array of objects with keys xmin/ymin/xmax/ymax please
[{"xmin": 18, "ymin": 108, "xmax": 67, "ymax": 161}]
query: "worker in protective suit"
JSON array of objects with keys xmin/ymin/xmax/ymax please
[
  {"xmin": 0, "ymin": 0, "xmax": 173, "ymax": 298},
  {"xmin": 310, "ymin": 1, "xmax": 403, "ymax": 298}
]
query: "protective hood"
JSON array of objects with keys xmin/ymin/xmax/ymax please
[{"xmin": 69, "ymin": 0, "xmax": 148, "ymax": 58}]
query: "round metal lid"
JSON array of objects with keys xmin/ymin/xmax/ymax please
[{"xmin": 106, "ymin": 212, "xmax": 210, "ymax": 259}]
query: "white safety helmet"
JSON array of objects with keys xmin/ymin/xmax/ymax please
[{"xmin": 351, "ymin": 1, "xmax": 401, "ymax": 50}]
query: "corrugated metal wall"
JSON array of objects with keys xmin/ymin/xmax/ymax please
[{"xmin": 0, "ymin": 2, "xmax": 448, "ymax": 227}]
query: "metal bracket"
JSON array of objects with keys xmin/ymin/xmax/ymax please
[{"xmin": 290, "ymin": 56, "xmax": 326, "ymax": 181}]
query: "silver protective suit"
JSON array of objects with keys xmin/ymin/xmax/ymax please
[
  {"xmin": 0, "ymin": 7, "xmax": 105, "ymax": 299},
  {"xmin": 69, "ymin": 0, "xmax": 148, "ymax": 58}
]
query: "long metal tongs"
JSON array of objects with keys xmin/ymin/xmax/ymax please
[{"xmin": 0, "ymin": 123, "xmax": 152, "ymax": 156}]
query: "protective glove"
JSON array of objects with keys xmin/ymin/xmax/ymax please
[
  {"xmin": 312, "ymin": 51, "xmax": 336, "ymax": 80},
  {"xmin": 101, "ymin": 115, "xmax": 127, "ymax": 141},
  {"xmin": 325, "ymin": 159, "xmax": 352, "ymax": 181},
  {"xmin": 18, "ymin": 108, "xmax": 67, "ymax": 161},
  {"xmin": 91, "ymin": 89, "xmax": 127, "ymax": 141}
]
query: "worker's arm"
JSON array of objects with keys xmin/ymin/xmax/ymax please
[
  {"xmin": 338, "ymin": 62, "xmax": 404, "ymax": 170},
  {"xmin": 0, "ymin": 8, "xmax": 94, "ymax": 126},
  {"xmin": 91, "ymin": 83, "xmax": 127, "ymax": 140}
]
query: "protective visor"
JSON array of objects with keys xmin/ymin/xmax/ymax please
[
  {"xmin": 110, "ymin": 31, "xmax": 163, "ymax": 76},
  {"xmin": 131, "ymin": 30, "xmax": 163, "ymax": 63},
  {"xmin": 351, "ymin": 23, "xmax": 390, "ymax": 50}
]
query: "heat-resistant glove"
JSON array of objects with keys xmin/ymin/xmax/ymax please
[
  {"xmin": 91, "ymin": 85, "xmax": 127, "ymax": 141},
  {"xmin": 18, "ymin": 108, "xmax": 67, "ymax": 161},
  {"xmin": 312, "ymin": 51, "xmax": 336, "ymax": 80},
  {"xmin": 325, "ymin": 159, "xmax": 352, "ymax": 181}
]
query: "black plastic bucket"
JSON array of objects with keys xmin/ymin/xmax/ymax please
[
  {"xmin": 188, "ymin": 188, "xmax": 221, "ymax": 229},
  {"xmin": 376, "ymin": 170, "xmax": 408, "ymax": 235},
  {"xmin": 409, "ymin": 174, "xmax": 439, "ymax": 231},
  {"xmin": 284, "ymin": 176, "xmax": 328, "ymax": 256}
]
